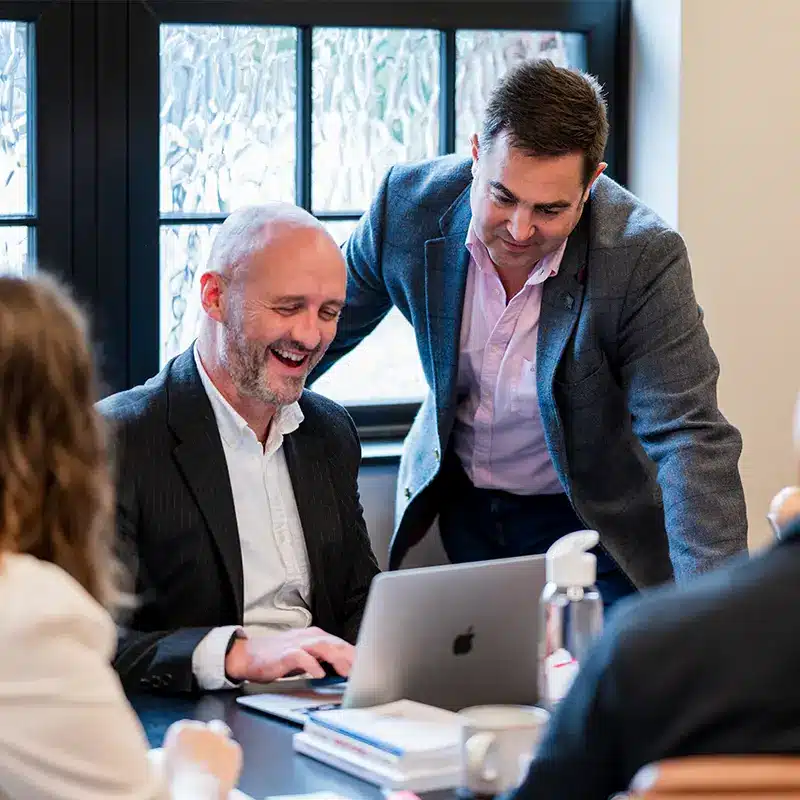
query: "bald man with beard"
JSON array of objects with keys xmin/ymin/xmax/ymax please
[{"xmin": 99, "ymin": 204, "xmax": 380, "ymax": 694}]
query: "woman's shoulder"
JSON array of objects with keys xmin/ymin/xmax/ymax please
[{"xmin": 0, "ymin": 553, "xmax": 114, "ymax": 658}]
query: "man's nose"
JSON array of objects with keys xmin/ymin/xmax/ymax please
[
  {"xmin": 290, "ymin": 312, "xmax": 322, "ymax": 351},
  {"xmin": 507, "ymin": 209, "xmax": 535, "ymax": 242}
]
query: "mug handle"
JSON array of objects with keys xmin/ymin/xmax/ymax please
[{"xmin": 466, "ymin": 732, "xmax": 498, "ymax": 783}]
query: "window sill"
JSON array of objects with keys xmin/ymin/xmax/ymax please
[{"xmin": 361, "ymin": 439, "xmax": 404, "ymax": 466}]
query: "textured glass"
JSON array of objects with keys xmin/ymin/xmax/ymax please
[
  {"xmin": 0, "ymin": 21, "xmax": 29, "ymax": 214},
  {"xmin": 311, "ymin": 307, "xmax": 426, "ymax": 405},
  {"xmin": 322, "ymin": 219, "xmax": 359, "ymax": 247},
  {"xmin": 0, "ymin": 226, "xmax": 30, "ymax": 275},
  {"xmin": 160, "ymin": 224, "xmax": 217, "ymax": 366},
  {"xmin": 455, "ymin": 31, "xmax": 587, "ymax": 154},
  {"xmin": 312, "ymin": 28, "xmax": 439, "ymax": 212},
  {"xmin": 317, "ymin": 217, "xmax": 425, "ymax": 404},
  {"xmin": 160, "ymin": 24, "xmax": 296, "ymax": 214}
]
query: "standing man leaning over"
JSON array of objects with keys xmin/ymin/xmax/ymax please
[
  {"xmin": 99, "ymin": 205, "xmax": 379, "ymax": 693},
  {"xmin": 311, "ymin": 59, "xmax": 746, "ymax": 601}
]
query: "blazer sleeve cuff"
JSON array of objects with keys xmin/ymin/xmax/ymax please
[{"xmin": 191, "ymin": 626, "xmax": 245, "ymax": 691}]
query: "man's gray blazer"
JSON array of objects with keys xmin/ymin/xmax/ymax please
[{"xmin": 312, "ymin": 155, "xmax": 747, "ymax": 586}]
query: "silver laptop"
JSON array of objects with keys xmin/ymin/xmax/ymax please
[{"xmin": 237, "ymin": 554, "xmax": 545, "ymax": 723}]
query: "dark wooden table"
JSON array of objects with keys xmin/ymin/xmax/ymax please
[{"xmin": 130, "ymin": 691, "xmax": 453, "ymax": 800}]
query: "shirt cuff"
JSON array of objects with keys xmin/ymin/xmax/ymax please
[{"xmin": 191, "ymin": 626, "xmax": 244, "ymax": 691}]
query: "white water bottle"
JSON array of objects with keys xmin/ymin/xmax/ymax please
[{"xmin": 539, "ymin": 530, "xmax": 604, "ymax": 711}]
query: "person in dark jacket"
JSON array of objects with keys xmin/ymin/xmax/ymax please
[{"xmin": 512, "ymin": 392, "xmax": 800, "ymax": 800}]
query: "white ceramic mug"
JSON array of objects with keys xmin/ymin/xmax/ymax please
[{"xmin": 458, "ymin": 705, "xmax": 550, "ymax": 796}]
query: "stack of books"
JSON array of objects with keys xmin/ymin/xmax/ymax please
[{"xmin": 293, "ymin": 700, "xmax": 463, "ymax": 792}]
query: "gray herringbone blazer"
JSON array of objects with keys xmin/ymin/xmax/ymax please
[
  {"xmin": 312, "ymin": 156, "xmax": 747, "ymax": 586},
  {"xmin": 98, "ymin": 349, "xmax": 379, "ymax": 693}
]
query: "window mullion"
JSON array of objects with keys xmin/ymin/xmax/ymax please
[
  {"xmin": 295, "ymin": 25, "xmax": 312, "ymax": 211},
  {"xmin": 439, "ymin": 29, "xmax": 456, "ymax": 155}
]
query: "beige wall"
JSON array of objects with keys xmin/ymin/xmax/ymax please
[{"xmin": 631, "ymin": 0, "xmax": 800, "ymax": 549}]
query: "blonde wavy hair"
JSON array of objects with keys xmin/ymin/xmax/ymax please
[{"xmin": 0, "ymin": 274, "xmax": 120, "ymax": 609}]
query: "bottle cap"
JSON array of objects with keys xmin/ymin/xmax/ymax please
[{"xmin": 545, "ymin": 530, "xmax": 599, "ymax": 588}]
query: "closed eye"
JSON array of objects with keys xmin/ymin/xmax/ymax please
[
  {"xmin": 320, "ymin": 307, "xmax": 342, "ymax": 322},
  {"xmin": 274, "ymin": 306, "xmax": 302, "ymax": 316},
  {"xmin": 492, "ymin": 192, "xmax": 515, "ymax": 206}
]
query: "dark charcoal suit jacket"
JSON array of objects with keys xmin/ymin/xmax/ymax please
[{"xmin": 97, "ymin": 347, "xmax": 380, "ymax": 693}]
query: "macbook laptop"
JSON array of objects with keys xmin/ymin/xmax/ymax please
[{"xmin": 237, "ymin": 554, "xmax": 545, "ymax": 724}]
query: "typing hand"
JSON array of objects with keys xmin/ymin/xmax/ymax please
[
  {"xmin": 163, "ymin": 719, "xmax": 242, "ymax": 800},
  {"xmin": 224, "ymin": 627, "xmax": 355, "ymax": 683}
]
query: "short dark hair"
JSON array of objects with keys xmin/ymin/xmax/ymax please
[{"xmin": 481, "ymin": 58, "xmax": 609, "ymax": 186}]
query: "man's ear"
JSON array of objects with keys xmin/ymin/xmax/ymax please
[
  {"xmin": 584, "ymin": 162, "xmax": 607, "ymax": 200},
  {"xmin": 199, "ymin": 271, "xmax": 226, "ymax": 324},
  {"xmin": 470, "ymin": 134, "xmax": 480, "ymax": 177}
]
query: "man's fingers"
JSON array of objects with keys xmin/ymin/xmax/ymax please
[
  {"xmin": 246, "ymin": 646, "xmax": 325, "ymax": 681},
  {"xmin": 238, "ymin": 630, "xmax": 353, "ymax": 682},
  {"xmin": 302, "ymin": 640, "xmax": 355, "ymax": 677},
  {"xmin": 281, "ymin": 648, "xmax": 327, "ymax": 679}
]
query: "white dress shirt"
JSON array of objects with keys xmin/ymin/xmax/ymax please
[
  {"xmin": 0, "ymin": 553, "xmax": 167, "ymax": 799},
  {"xmin": 191, "ymin": 346, "xmax": 313, "ymax": 690}
]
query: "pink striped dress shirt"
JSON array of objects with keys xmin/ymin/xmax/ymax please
[{"xmin": 451, "ymin": 226, "xmax": 567, "ymax": 495}]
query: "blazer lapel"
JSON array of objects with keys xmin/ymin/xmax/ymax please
[
  {"xmin": 537, "ymin": 205, "xmax": 591, "ymax": 464},
  {"xmin": 167, "ymin": 350, "xmax": 244, "ymax": 620},
  {"xmin": 282, "ymin": 420, "xmax": 338, "ymax": 625},
  {"xmin": 425, "ymin": 185, "xmax": 472, "ymax": 437}
]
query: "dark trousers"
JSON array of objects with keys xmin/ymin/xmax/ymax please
[{"xmin": 437, "ymin": 453, "xmax": 637, "ymax": 608}]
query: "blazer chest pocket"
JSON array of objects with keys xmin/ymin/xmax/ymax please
[{"xmin": 554, "ymin": 351, "xmax": 613, "ymax": 410}]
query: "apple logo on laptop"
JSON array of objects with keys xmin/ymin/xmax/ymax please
[{"xmin": 453, "ymin": 626, "xmax": 475, "ymax": 656}]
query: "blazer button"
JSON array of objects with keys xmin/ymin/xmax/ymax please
[
  {"xmin": 140, "ymin": 677, "xmax": 151, "ymax": 687},
  {"xmin": 404, "ymin": 487, "xmax": 412, "ymax": 500}
]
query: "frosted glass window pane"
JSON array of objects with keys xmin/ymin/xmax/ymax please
[
  {"xmin": 0, "ymin": 21, "xmax": 30, "ymax": 214},
  {"xmin": 312, "ymin": 28, "xmax": 439, "ymax": 212},
  {"xmin": 455, "ymin": 31, "xmax": 587, "ymax": 154},
  {"xmin": 160, "ymin": 224, "xmax": 217, "ymax": 366},
  {"xmin": 322, "ymin": 219, "xmax": 359, "ymax": 247},
  {"xmin": 160, "ymin": 24, "xmax": 296, "ymax": 214},
  {"xmin": 0, "ymin": 226, "xmax": 29, "ymax": 275}
]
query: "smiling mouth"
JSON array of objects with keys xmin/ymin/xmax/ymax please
[
  {"xmin": 269, "ymin": 347, "xmax": 309, "ymax": 369},
  {"xmin": 501, "ymin": 238, "xmax": 533, "ymax": 251}
]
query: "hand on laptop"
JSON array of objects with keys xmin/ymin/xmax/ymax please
[{"xmin": 224, "ymin": 627, "xmax": 355, "ymax": 683}]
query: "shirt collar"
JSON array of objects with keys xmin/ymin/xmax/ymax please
[
  {"xmin": 465, "ymin": 224, "xmax": 567, "ymax": 288},
  {"xmin": 193, "ymin": 343, "xmax": 304, "ymax": 450}
]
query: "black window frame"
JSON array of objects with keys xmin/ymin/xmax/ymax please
[
  {"xmin": 0, "ymin": 1, "xmax": 72, "ymax": 287},
  {"xmin": 134, "ymin": 1, "xmax": 631, "ymax": 438}
]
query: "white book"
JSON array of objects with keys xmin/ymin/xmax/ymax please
[
  {"xmin": 293, "ymin": 731, "xmax": 461, "ymax": 793},
  {"xmin": 294, "ymin": 700, "xmax": 463, "ymax": 791},
  {"xmin": 306, "ymin": 700, "xmax": 460, "ymax": 755}
]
